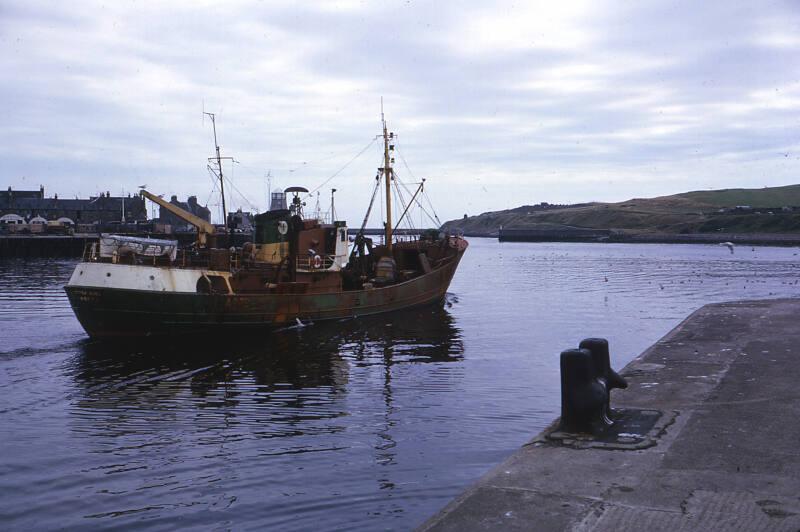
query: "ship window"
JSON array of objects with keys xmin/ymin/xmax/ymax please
[{"xmin": 340, "ymin": 229, "xmax": 346, "ymax": 242}]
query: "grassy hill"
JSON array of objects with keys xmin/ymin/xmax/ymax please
[
  {"xmin": 442, "ymin": 185, "xmax": 800, "ymax": 237},
  {"xmin": 676, "ymin": 184, "xmax": 800, "ymax": 208}
]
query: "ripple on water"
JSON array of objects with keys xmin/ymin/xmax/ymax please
[{"xmin": 2, "ymin": 242, "xmax": 800, "ymax": 529}]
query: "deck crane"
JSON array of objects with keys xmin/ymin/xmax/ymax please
[{"xmin": 139, "ymin": 189, "xmax": 217, "ymax": 248}]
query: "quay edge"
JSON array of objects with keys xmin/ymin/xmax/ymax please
[{"xmin": 419, "ymin": 298, "xmax": 800, "ymax": 531}]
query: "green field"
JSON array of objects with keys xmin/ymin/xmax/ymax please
[
  {"xmin": 441, "ymin": 184, "xmax": 800, "ymax": 236},
  {"xmin": 676, "ymin": 185, "xmax": 800, "ymax": 208}
]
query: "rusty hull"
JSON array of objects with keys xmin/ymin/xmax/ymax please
[{"xmin": 65, "ymin": 238, "xmax": 467, "ymax": 338}]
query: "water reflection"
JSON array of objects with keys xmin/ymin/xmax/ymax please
[
  {"xmin": 71, "ymin": 304, "xmax": 463, "ymax": 395},
  {"xmin": 40, "ymin": 306, "xmax": 464, "ymax": 530},
  {"xmin": 66, "ymin": 305, "xmax": 464, "ymax": 446},
  {"xmin": 12, "ymin": 242, "xmax": 800, "ymax": 530}
]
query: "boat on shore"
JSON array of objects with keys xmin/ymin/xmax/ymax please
[{"xmin": 64, "ymin": 116, "xmax": 468, "ymax": 338}]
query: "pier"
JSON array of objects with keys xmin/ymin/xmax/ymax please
[
  {"xmin": 420, "ymin": 298, "xmax": 800, "ymax": 531},
  {"xmin": 498, "ymin": 227, "xmax": 800, "ymax": 245}
]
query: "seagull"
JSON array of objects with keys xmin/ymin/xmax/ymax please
[{"xmin": 719, "ymin": 242, "xmax": 735, "ymax": 254}]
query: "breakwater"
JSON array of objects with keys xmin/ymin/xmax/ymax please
[
  {"xmin": 498, "ymin": 228, "xmax": 800, "ymax": 246},
  {"xmin": 498, "ymin": 227, "xmax": 612, "ymax": 242}
]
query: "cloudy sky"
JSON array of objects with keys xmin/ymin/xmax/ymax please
[{"xmin": 2, "ymin": 0, "xmax": 799, "ymax": 224}]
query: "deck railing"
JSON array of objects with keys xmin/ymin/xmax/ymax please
[
  {"xmin": 296, "ymin": 254, "xmax": 335, "ymax": 271},
  {"xmin": 81, "ymin": 243, "xmax": 213, "ymax": 269}
]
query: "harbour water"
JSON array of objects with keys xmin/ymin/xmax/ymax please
[{"xmin": 2, "ymin": 239, "xmax": 800, "ymax": 530}]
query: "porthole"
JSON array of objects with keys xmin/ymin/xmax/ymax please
[{"xmin": 106, "ymin": 272, "xmax": 111, "ymax": 277}]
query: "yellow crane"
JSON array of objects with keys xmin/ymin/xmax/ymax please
[{"xmin": 139, "ymin": 189, "xmax": 216, "ymax": 247}]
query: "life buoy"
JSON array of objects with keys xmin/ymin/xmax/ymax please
[{"xmin": 313, "ymin": 254, "xmax": 322, "ymax": 269}]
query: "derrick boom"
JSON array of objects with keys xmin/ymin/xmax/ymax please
[{"xmin": 140, "ymin": 189, "xmax": 216, "ymax": 247}]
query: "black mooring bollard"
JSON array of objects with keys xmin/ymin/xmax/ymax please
[
  {"xmin": 579, "ymin": 338, "xmax": 628, "ymax": 420},
  {"xmin": 558, "ymin": 348, "xmax": 612, "ymax": 433}
]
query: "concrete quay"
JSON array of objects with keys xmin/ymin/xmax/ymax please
[{"xmin": 421, "ymin": 298, "xmax": 800, "ymax": 531}]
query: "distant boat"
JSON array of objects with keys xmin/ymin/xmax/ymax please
[{"xmin": 64, "ymin": 115, "xmax": 467, "ymax": 338}]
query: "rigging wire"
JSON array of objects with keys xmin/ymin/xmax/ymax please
[
  {"xmin": 213, "ymin": 138, "xmax": 378, "ymax": 213},
  {"xmin": 394, "ymin": 145, "xmax": 442, "ymax": 227},
  {"xmin": 204, "ymin": 182, "xmax": 218, "ymax": 208},
  {"xmin": 205, "ymin": 166, "xmax": 222, "ymax": 220},
  {"xmin": 205, "ymin": 155, "xmax": 260, "ymax": 213},
  {"xmin": 205, "ymin": 167, "xmax": 220, "ymax": 197},
  {"xmin": 422, "ymin": 190, "xmax": 442, "ymax": 227},
  {"xmin": 391, "ymin": 179, "xmax": 402, "ymax": 231},
  {"xmin": 224, "ymin": 169, "xmax": 260, "ymax": 212},
  {"xmin": 391, "ymin": 172, "xmax": 414, "ymax": 231},
  {"xmin": 396, "ymin": 145, "xmax": 418, "ymax": 182},
  {"xmin": 393, "ymin": 172, "xmax": 440, "ymax": 228},
  {"xmin": 233, "ymin": 134, "xmax": 365, "ymax": 177},
  {"xmin": 358, "ymin": 172, "xmax": 382, "ymax": 233},
  {"xmin": 305, "ymin": 137, "xmax": 378, "ymax": 198},
  {"xmin": 393, "ymin": 173, "xmax": 431, "ymax": 232},
  {"xmin": 286, "ymin": 142, "xmax": 370, "ymax": 175}
]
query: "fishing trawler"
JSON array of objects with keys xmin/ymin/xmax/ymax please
[{"xmin": 64, "ymin": 116, "xmax": 468, "ymax": 338}]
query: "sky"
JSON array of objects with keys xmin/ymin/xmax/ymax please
[{"xmin": 2, "ymin": 0, "xmax": 799, "ymax": 225}]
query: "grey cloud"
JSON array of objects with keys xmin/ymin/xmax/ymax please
[{"xmin": 1, "ymin": 0, "xmax": 798, "ymax": 223}]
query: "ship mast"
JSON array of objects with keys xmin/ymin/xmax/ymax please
[
  {"xmin": 382, "ymin": 106, "xmax": 393, "ymax": 252},
  {"xmin": 204, "ymin": 112, "xmax": 229, "ymax": 234}
]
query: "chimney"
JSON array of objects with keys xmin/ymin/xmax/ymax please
[
  {"xmin": 40, "ymin": 185, "xmax": 44, "ymax": 198},
  {"xmin": 188, "ymin": 196, "xmax": 198, "ymax": 206},
  {"xmin": 171, "ymin": 195, "xmax": 178, "ymax": 202}
]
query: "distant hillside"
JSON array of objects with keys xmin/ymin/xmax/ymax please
[
  {"xmin": 441, "ymin": 185, "xmax": 800, "ymax": 237},
  {"xmin": 676, "ymin": 185, "xmax": 800, "ymax": 208}
]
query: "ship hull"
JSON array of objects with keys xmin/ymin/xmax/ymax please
[{"xmin": 65, "ymin": 247, "xmax": 465, "ymax": 338}]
